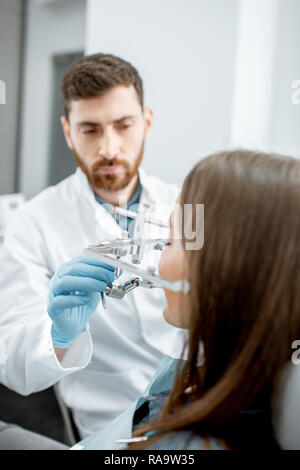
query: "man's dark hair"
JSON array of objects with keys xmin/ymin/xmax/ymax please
[{"xmin": 61, "ymin": 53, "xmax": 144, "ymax": 117}]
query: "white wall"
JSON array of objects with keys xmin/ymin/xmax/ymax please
[
  {"xmin": 230, "ymin": 0, "xmax": 280, "ymax": 151},
  {"xmin": 19, "ymin": 0, "xmax": 86, "ymax": 199},
  {"xmin": 269, "ymin": 0, "xmax": 300, "ymax": 158},
  {"xmin": 85, "ymin": 0, "xmax": 239, "ymax": 187},
  {"xmin": 230, "ymin": 0, "xmax": 300, "ymax": 158}
]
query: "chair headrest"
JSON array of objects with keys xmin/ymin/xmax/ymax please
[{"xmin": 272, "ymin": 361, "xmax": 300, "ymax": 449}]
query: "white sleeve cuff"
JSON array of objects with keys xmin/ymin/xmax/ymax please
[{"xmin": 51, "ymin": 329, "xmax": 93, "ymax": 371}]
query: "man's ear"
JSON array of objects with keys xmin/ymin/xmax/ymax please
[
  {"xmin": 143, "ymin": 106, "xmax": 153, "ymax": 138},
  {"xmin": 61, "ymin": 116, "xmax": 74, "ymax": 150}
]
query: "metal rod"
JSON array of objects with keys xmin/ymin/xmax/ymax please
[
  {"xmin": 84, "ymin": 248, "xmax": 190, "ymax": 294},
  {"xmin": 101, "ymin": 291, "xmax": 107, "ymax": 309},
  {"xmin": 113, "ymin": 206, "xmax": 169, "ymax": 229}
]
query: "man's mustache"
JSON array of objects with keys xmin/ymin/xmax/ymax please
[{"xmin": 92, "ymin": 159, "xmax": 129, "ymax": 171}]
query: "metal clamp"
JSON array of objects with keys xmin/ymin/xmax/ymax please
[{"xmin": 84, "ymin": 206, "xmax": 190, "ymax": 309}]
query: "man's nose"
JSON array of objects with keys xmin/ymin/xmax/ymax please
[{"xmin": 98, "ymin": 130, "xmax": 119, "ymax": 160}]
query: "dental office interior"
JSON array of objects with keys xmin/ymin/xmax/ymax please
[{"xmin": 0, "ymin": 0, "xmax": 300, "ymax": 452}]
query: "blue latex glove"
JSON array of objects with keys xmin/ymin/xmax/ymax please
[{"xmin": 47, "ymin": 255, "xmax": 115, "ymax": 349}]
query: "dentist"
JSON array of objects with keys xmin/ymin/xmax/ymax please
[{"xmin": 0, "ymin": 54, "xmax": 183, "ymax": 439}]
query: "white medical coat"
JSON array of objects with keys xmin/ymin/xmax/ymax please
[{"xmin": 0, "ymin": 167, "xmax": 185, "ymax": 438}]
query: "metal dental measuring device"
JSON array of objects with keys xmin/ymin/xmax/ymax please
[{"xmin": 83, "ymin": 205, "xmax": 190, "ymax": 308}]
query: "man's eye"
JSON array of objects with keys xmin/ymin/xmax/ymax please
[
  {"xmin": 82, "ymin": 130, "xmax": 95, "ymax": 134},
  {"xmin": 118, "ymin": 124, "xmax": 131, "ymax": 130},
  {"xmin": 165, "ymin": 241, "xmax": 172, "ymax": 247}
]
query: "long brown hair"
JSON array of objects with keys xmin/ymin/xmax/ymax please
[{"xmin": 131, "ymin": 149, "xmax": 300, "ymax": 448}]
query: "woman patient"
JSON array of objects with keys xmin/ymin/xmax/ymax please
[{"xmin": 76, "ymin": 149, "xmax": 300, "ymax": 450}]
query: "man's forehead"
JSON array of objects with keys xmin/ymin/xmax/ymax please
[{"xmin": 68, "ymin": 85, "xmax": 142, "ymax": 123}]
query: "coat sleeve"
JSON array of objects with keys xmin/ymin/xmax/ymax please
[{"xmin": 0, "ymin": 209, "xmax": 92, "ymax": 395}]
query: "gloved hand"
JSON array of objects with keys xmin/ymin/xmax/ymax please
[{"xmin": 47, "ymin": 255, "xmax": 115, "ymax": 349}]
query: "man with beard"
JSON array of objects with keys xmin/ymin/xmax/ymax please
[{"xmin": 0, "ymin": 54, "xmax": 182, "ymax": 442}]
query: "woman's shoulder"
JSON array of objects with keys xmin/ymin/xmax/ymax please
[{"xmin": 145, "ymin": 430, "xmax": 229, "ymax": 450}]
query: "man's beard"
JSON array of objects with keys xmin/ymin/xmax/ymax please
[{"xmin": 72, "ymin": 141, "xmax": 144, "ymax": 192}]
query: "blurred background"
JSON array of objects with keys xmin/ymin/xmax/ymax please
[
  {"xmin": 0, "ymin": 0, "xmax": 300, "ymax": 444},
  {"xmin": 1, "ymin": 0, "xmax": 300, "ymax": 202}
]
